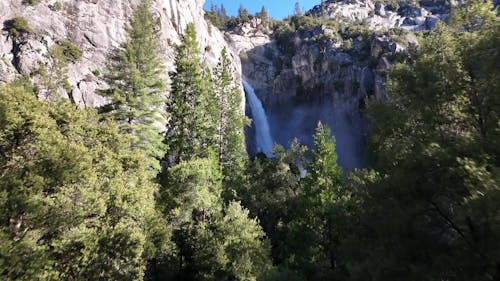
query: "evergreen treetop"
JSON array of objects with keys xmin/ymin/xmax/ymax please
[
  {"xmin": 214, "ymin": 48, "xmax": 249, "ymax": 186},
  {"xmin": 165, "ymin": 23, "xmax": 219, "ymax": 164},
  {"xmin": 100, "ymin": 0, "xmax": 166, "ymax": 170}
]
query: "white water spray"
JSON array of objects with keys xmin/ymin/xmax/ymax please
[{"xmin": 243, "ymin": 80, "xmax": 274, "ymax": 157}]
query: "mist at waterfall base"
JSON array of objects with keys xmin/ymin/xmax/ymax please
[{"xmin": 244, "ymin": 82, "xmax": 366, "ymax": 171}]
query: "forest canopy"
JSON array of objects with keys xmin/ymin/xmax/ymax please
[{"xmin": 0, "ymin": 0, "xmax": 499, "ymax": 280}]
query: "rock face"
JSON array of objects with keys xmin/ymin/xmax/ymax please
[
  {"xmin": 307, "ymin": 0, "xmax": 447, "ymax": 31},
  {"xmin": 228, "ymin": 13, "xmax": 417, "ymax": 169},
  {"xmin": 0, "ymin": 0, "xmax": 241, "ymax": 107}
]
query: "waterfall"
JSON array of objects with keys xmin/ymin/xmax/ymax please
[{"xmin": 243, "ymin": 80, "xmax": 274, "ymax": 157}]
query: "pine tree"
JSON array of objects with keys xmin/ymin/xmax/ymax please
[
  {"xmin": 100, "ymin": 0, "xmax": 166, "ymax": 170},
  {"xmin": 165, "ymin": 23, "xmax": 218, "ymax": 164},
  {"xmin": 260, "ymin": 6, "xmax": 270, "ymax": 25},
  {"xmin": 219, "ymin": 4, "xmax": 229, "ymax": 26},
  {"xmin": 305, "ymin": 123, "xmax": 343, "ymax": 202},
  {"xmin": 287, "ymin": 123, "xmax": 346, "ymax": 279},
  {"xmin": 294, "ymin": 2, "xmax": 302, "ymax": 15},
  {"xmin": 213, "ymin": 48, "xmax": 249, "ymax": 186},
  {"xmin": 238, "ymin": 4, "xmax": 250, "ymax": 23},
  {"xmin": 206, "ymin": 2, "xmax": 222, "ymax": 29},
  {"xmin": 209, "ymin": 2, "xmax": 217, "ymax": 14}
]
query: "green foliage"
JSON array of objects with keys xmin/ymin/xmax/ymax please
[
  {"xmin": 52, "ymin": 1, "xmax": 62, "ymax": 11},
  {"xmin": 1, "ymin": 2, "xmax": 498, "ymax": 281},
  {"xmin": 238, "ymin": 4, "xmax": 250, "ymax": 23},
  {"xmin": 341, "ymin": 38, "xmax": 352, "ymax": 51},
  {"xmin": 165, "ymin": 23, "xmax": 218, "ymax": 163},
  {"xmin": 387, "ymin": 27, "xmax": 409, "ymax": 45},
  {"xmin": 272, "ymin": 14, "xmax": 374, "ymax": 67},
  {"xmin": 213, "ymin": 48, "xmax": 249, "ymax": 191},
  {"xmin": 205, "ymin": 3, "xmax": 230, "ymax": 30},
  {"xmin": 0, "ymin": 56, "xmax": 11, "ymax": 67},
  {"xmin": 32, "ymin": 41, "xmax": 76, "ymax": 96},
  {"xmin": 237, "ymin": 143, "xmax": 306, "ymax": 263},
  {"xmin": 343, "ymin": 12, "xmax": 500, "ymax": 280},
  {"xmin": 192, "ymin": 201, "xmax": 273, "ymax": 281},
  {"xmin": 239, "ymin": 51, "xmax": 249, "ymax": 61},
  {"xmin": 205, "ymin": 11, "xmax": 221, "ymax": 29},
  {"xmin": 448, "ymin": 0, "xmax": 497, "ymax": 31},
  {"xmin": 339, "ymin": 24, "xmax": 373, "ymax": 61},
  {"xmin": 4, "ymin": 17, "xmax": 31, "ymax": 38},
  {"xmin": 273, "ymin": 14, "xmax": 331, "ymax": 58},
  {"xmin": 259, "ymin": 6, "xmax": 270, "ymax": 25},
  {"xmin": 156, "ymin": 24, "xmax": 272, "ymax": 281},
  {"xmin": 160, "ymin": 156, "xmax": 223, "ymax": 224},
  {"xmin": 211, "ymin": 3, "xmax": 271, "ymax": 31},
  {"xmin": 273, "ymin": 21, "xmax": 296, "ymax": 58},
  {"xmin": 100, "ymin": 0, "xmax": 166, "ymax": 170},
  {"xmin": 157, "ymin": 154, "xmax": 273, "ymax": 280},
  {"xmin": 0, "ymin": 82, "xmax": 170, "ymax": 281},
  {"xmin": 286, "ymin": 123, "xmax": 347, "ymax": 279},
  {"xmin": 22, "ymin": 0, "xmax": 41, "ymax": 5},
  {"xmin": 55, "ymin": 40, "xmax": 83, "ymax": 62}
]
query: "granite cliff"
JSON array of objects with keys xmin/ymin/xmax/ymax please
[
  {"xmin": 227, "ymin": 3, "xmax": 420, "ymax": 168},
  {"xmin": 0, "ymin": 0, "xmax": 241, "ymax": 107}
]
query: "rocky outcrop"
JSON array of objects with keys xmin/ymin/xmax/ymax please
[
  {"xmin": 307, "ymin": 0, "xmax": 447, "ymax": 31},
  {"xmin": 226, "ymin": 20, "xmax": 274, "ymax": 101},
  {"xmin": 231, "ymin": 26, "xmax": 409, "ymax": 107},
  {"xmin": 228, "ymin": 14, "xmax": 417, "ymax": 169},
  {"xmin": 0, "ymin": 0, "xmax": 241, "ymax": 107}
]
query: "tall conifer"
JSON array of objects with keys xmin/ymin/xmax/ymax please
[
  {"xmin": 101, "ymin": 0, "xmax": 166, "ymax": 170},
  {"xmin": 260, "ymin": 6, "xmax": 270, "ymax": 25},
  {"xmin": 213, "ymin": 48, "xmax": 248, "ymax": 185},
  {"xmin": 165, "ymin": 23, "xmax": 218, "ymax": 163}
]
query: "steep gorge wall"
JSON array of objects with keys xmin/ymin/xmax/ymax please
[
  {"xmin": 0, "ymin": 0, "xmax": 241, "ymax": 107},
  {"xmin": 228, "ymin": 17, "xmax": 416, "ymax": 169}
]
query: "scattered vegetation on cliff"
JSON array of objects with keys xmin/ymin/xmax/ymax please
[
  {"xmin": 205, "ymin": 3, "xmax": 271, "ymax": 30},
  {"xmin": 22, "ymin": 0, "xmax": 41, "ymax": 5},
  {"xmin": 3, "ymin": 17, "xmax": 31, "ymax": 39},
  {"xmin": 55, "ymin": 40, "xmax": 82, "ymax": 62},
  {"xmin": 52, "ymin": 1, "xmax": 62, "ymax": 11}
]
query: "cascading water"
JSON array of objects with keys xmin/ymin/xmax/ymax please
[{"xmin": 243, "ymin": 80, "xmax": 274, "ymax": 157}]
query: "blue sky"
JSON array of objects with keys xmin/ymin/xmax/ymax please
[{"xmin": 203, "ymin": 0, "xmax": 320, "ymax": 20}]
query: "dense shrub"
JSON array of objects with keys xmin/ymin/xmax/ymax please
[
  {"xmin": 52, "ymin": 1, "xmax": 62, "ymax": 11},
  {"xmin": 3, "ymin": 17, "xmax": 31, "ymax": 38},
  {"xmin": 56, "ymin": 40, "xmax": 83, "ymax": 62},
  {"xmin": 22, "ymin": 0, "xmax": 41, "ymax": 5},
  {"xmin": 274, "ymin": 21, "xmax": 296, "ymax": 56},
  {"xmin": 388, "ymin": 27, "xmax": 410, "ymax": 44}
]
